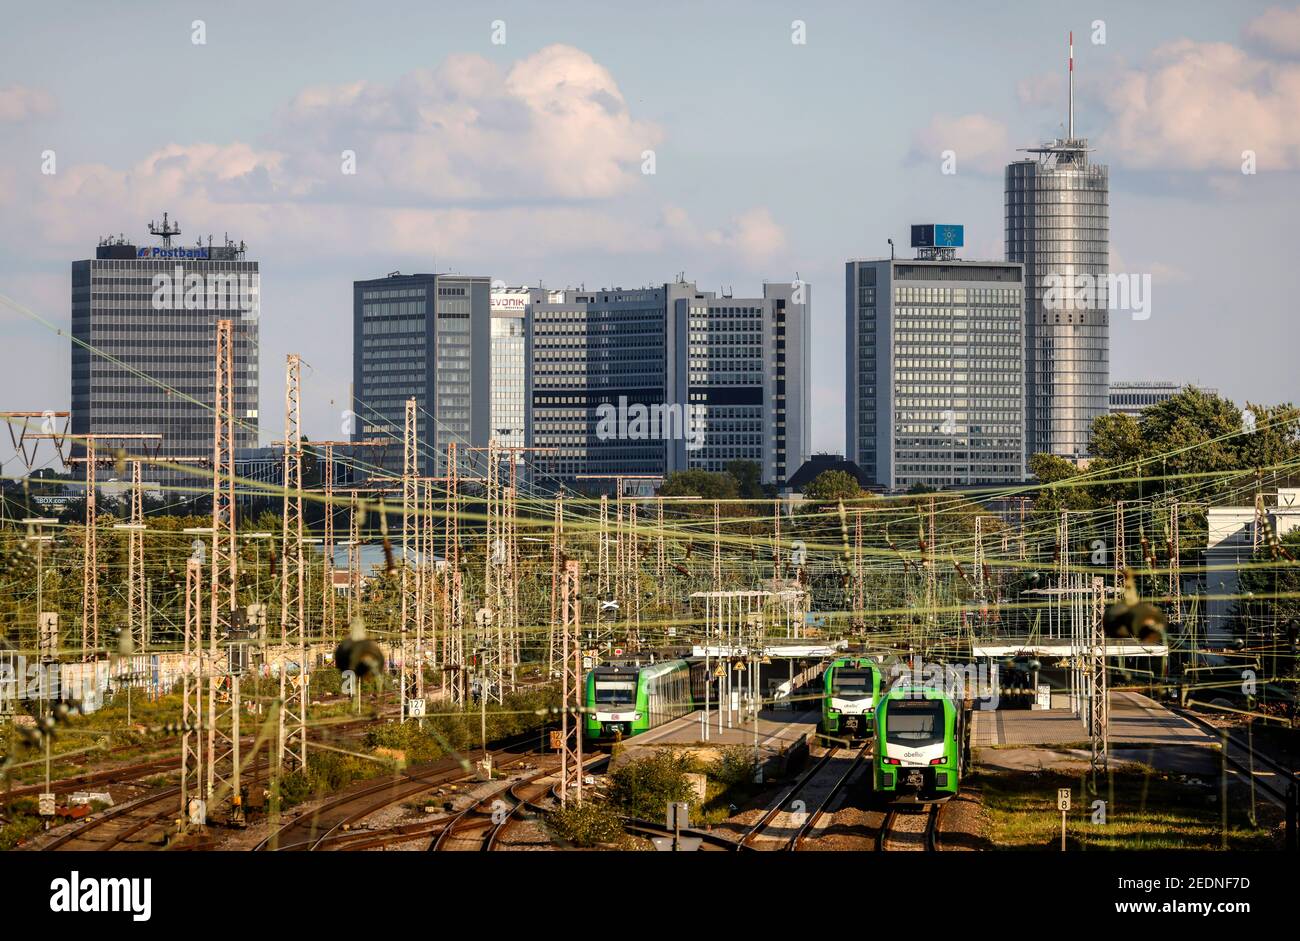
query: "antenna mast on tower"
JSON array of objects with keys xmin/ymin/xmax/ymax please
[
  {"xmin": 1068, "ymin": 31, "xmax": 1074, "ymax": 139},
  {"xmin": 149, "ymin": 212, "xmax": 181, "ymax": 248}
]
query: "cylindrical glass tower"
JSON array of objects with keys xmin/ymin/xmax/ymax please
[{"xmin": 1005, "ymin": 141, "xmax": 1109, "ymax": 462}]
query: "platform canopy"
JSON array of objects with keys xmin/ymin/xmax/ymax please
[
  {"xmin": 972, "ymin": 640, "xmax": 1169, "ymax": 658},
  {"xmin": 691, "ymin": 642, "xmax": 846, "ymax": 659}
]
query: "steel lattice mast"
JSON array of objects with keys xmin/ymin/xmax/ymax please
[
  {"xmin": 207, "ymin": 319, "xmax": 242, "ymax": 818},
  {"xmin": 181, "ymin": 559, "xmax": 204, "ymax": 824},
  {"xmin": 277, "ymin": 354, "xmax": 308, "ymax": 773},
  {"xmin": 400, "ymin": 397, "xmax": 418, "ymax": 717},
  {"xmin": 558, "ymin": 559, "xmax": 583, "ymax": 805},
  {"xmin": 126, "ymin": 460, "xmax": 145, "ymax": 650}
]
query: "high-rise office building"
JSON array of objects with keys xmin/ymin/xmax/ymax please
[
  {"xmin": 1006, "ymin": 35, "xmax": 1109, "ymax": 461},
  {"xmin": 1108, "ymin": 381, "xmax": 1215, "ymax": 419},
  {"xmin": 352, "ymin": 272, "xmax": 491, "ymax": 476},
  {"xmin": 846, "ymin": 229, "xmax": 1025, "ymax": 490},
  {"xmin": 526, "ymin": 279, "xmax": 809, "ymax": 487},
  {"xmin": 673, "ymin": 282, "xmax": 810, "ymax": 484},
  {"xmin": 489, "ymin": 287, "xmax": 535, "ymax": 449},
  {"xmin": 71, "ymin": 217, "xmax": 259, "ymax": 491}
]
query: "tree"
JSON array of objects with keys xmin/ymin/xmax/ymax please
[
  {"xmin": 725, "ymin": 459, "xmax": 765, "ymax": 499},
  {"xmin": 657, "ymin": 469, "xmax": 738, "ymax": 501},
  {"xmin": 801, "ymin": 470, "xmax": 866, "ymax": 504}
]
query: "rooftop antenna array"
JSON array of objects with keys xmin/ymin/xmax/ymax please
[{"xmin": 148, "ymin": 211, "xmax": 181, "ymax": 249}]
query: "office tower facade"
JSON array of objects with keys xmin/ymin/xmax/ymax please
[
  {"xmin": 71, "ymin": 221, "xmax": 259, "ymax": 492},
  {"xmin": 527, "ymin": 279, "xmax": 809, "ymax": 488},
  {"xmin": 489, "ymin": 287, "xmax": 536, "ymax": 449},
  {"xmin": 1108, "ymin": 381, "xmax": 1215, "ymax": 420},
  {"xmin": 1005, "ymin": 36, "xmax": 1109, "ymax": 462},
  {"xmin": 352, "ymin": 272, "xmax": 491, "ymax": 476},
  {"xmin": 672, "ymin": 282, "xmax": 810, "ymax": 485},
  {"xmin": 845, "ymin": 253, "xmax": 1025, "ymax": 490}
]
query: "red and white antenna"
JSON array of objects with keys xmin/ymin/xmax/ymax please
[{"xmin": 1068, "ymin": 30, "xmax": 1074, "ymax": 139}]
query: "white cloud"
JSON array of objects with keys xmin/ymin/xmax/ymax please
[
  {"xmin": 0, "ymin": 44, "xmax": 788, "ymax": 280},
  {"xmin": 660, "ymin": 206, "xmax": 787, "ymax": 265},
  {"xmin": 1099, "ymin": 39, "xmax": 1300, "ymax": 171},
  {"xmin": 1017, "ymin": 71, "xmax": 1065, "ymax": 110},
  {"xmin": 0, "ymin": 84, "xmax": 55, "ymax": 123},
  {"xmin": 1244, "ymin": 5, "xmax": 1300, "ymax": 57},
  {"xmin": 275, "ymin": 44, "xmax": 660, "ymax": 203},
  {"xmin": 908, "ymin": 113, "xmax": 1011, "ymax": 175}
]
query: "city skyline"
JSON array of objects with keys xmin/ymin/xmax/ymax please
[{"xmin": 1, "ymin": 1, "xmax": 1298, "ymax": 459}]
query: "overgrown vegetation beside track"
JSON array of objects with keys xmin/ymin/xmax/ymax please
[
  {"xmin": 976, "ymin": 765, "xmax": 1280, "ymax": 850},
  {"xmin": 362, "ymin": 683, "xmax": 561, "ymax": 764},
  {"xmin": 546, "ymin": 745, "xmax": 761, "ymax": 847}
]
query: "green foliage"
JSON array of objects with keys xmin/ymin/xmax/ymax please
[
  {"xmin": 801, "ymin": 470, "xmax": 866, "ymax": 504},
  {"xmin": 545, "ymin": 800, "xmax": 627, "ymax": 847},
  {"xmin": 657, "ymin": 469, "xmax": 739, "ymax": 501},
  {"xmin": 707, "ymin": 745, "xmax": 757, "ymax": 789},
  {"xmin": 726, "ymin": 460, "xmax": 767, "ymax": 499},
  {"xmin": 277, "ymin": 750, "xmax": 384, "ymax": 809},
  {"xmin": 604, "ymin": 749, "xmax": 698, "ymax": 821},
  {"xmin": 363, "ymin": 683, "xmax": 560, "ymax": 764}
]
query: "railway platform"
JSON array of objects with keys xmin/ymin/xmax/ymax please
[
  {"xmin": 973, "ymin": 690, "xmax": 1216, "ymax": 747},
  {"xmin": 615, "ymin": 706, "xmax": 821, "ymax": 780}
]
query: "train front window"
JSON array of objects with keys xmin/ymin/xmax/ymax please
[
  {"xmin": 594, "ymin": 678, "xmax": 636, "ymax": 705},
  {"xmin": 832, "ymin": 671, "xmax": 874, "ymax": 701},
  {"xmin": 885, "ymin": 700, "xmax": 945, "ymax": 746}
]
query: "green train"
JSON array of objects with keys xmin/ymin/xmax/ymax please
[
  {"xmin": 873, "ymin": 685, "xmax": 970, "ymax": 802},
  {"xmin": 584, "ymin": 658, "xmax": 704, "ymax": 742},
  {"xmin": 821, "ymin": 656, "xmax": 882, "ymax": 740}
]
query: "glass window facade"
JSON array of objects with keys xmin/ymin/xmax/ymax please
[
  {"xmin": 847, "ymin": 259, "xmax": 1026, "ymax": 490},
  {"xmin": 1006, "ymin": 142, "xmax": 1109, "ymax": 461},
  {"xmin": 71, "ymin": 246, "xmax": 259, "ymax": 492}
]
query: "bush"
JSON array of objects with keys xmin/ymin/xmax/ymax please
[
  {"xmin": 275, "ymin": 750, "xmax": 384, "ymax": 809},
  {"xmin": 605, "ymin": 750, "xmax": 698, "ymax": 821},
  {"xmin": 362, "ymin": 683, "xmax": 561, "ymax": 764},
  {"xmin": 708, "ymin": 746, "xmax": 758, "ymax": 789},
  {"xmin": 545, "ymin": 800, "xmax": 627, "ymax": 848}
]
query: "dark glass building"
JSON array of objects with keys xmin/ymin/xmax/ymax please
[
  {"xmin": 71, "ymin": 223, "xmax": 259, "ymax": 494},
  {"xmin": 351, "ymin": 272, "xmax": 491, "ymax": 477}
]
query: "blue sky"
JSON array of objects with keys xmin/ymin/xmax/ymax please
[{"xmin": 1, "ymin": 0, "xmax": 1297, "ymax": 455}]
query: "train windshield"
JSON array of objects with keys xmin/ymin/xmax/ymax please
[
  {"xmin": 832, "ymin": 670, "xmax": 874, "ymax": 701},
  {"xmin": 884, "ymin": 700, "xmax": 945, "ymax": 746},
  {"xmin": 594, "ymin": 677, "xmax": 637, "ymax": 705}
]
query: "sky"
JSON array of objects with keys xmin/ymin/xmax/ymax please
[{"xmin": 1, "ymin": 0, "xmax": 1298, "ymax": 457}]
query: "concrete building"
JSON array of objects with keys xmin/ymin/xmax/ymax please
[
  {"xmin": 526, "ymin": 279, "xmax": 810, "ymax": 488},
  {"xmin": 351, "ymin": 272, "xmax": 491, "ymax": 476},
  {"xmin": 1109, "ymin": 381, "xmax": 1217, "ymax": 419},
  {"xmin": 846, "ymin": 237, "xmax": 1026, "ymax": 491},
  {"xmin": 1006, "ymin": 39, "xmax": 1109, "ymax": 462},
  {"xmin": 1205, "ymin": 489, "xmax": 1300, "ymax": 644},
  {"xmin": 71, "ymin": 218, "xmax": 259, "ymax": 492}
]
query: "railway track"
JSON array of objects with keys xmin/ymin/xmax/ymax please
[
  {"xmin": 256, "ymin": 744, "xmax": 547, "ymax": 852},
  {"xmin": 1173, "ymin": 707, "xmax": 1297, "ymax": 809},
  {"xmin": 35, "ymin": 715, "xmax": 384, "ymax": 852},
  {"xmin": 430, "ymin": 763, "xmax": 557, "ymax": 852},
  {"xmin": 878, "ymin": 802, "xmax": 943, "ymax": 852},
  {"xmin": 41, "ymin": 754, "xmax": 274, "ymax": 851},
  {"xmin": 740, "ymin": 745, "xmax": 869, "ymax": 850},
  {"xmin": 6, "ymin": 709, "xmax": 389, "ymax": 803}
]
